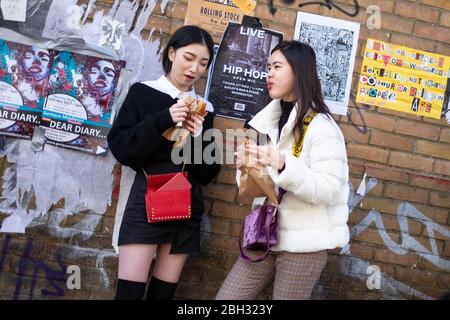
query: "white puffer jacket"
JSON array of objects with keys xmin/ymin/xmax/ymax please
[{"xmin": 246, "ymin": 99, "xmax": 350, "ymax": 253}]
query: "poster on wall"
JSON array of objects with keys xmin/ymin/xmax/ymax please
[
  {"xmin": 356, "ymin": 39, "xmax": 450, "ymax": 119},
  {"xmin": 0, "ymin": 39, "xmax": 53, "ymax": 138},
  {"xmin": 40, "ymin": 51, "xmax": 125, "ymax": 155},
  {"xmin": 205, "ymin": 23, "xmax": 282, "ymax": 121},
  {"xmin": 184, "ymin": 0, "xmax": 257, "ymax": 39},
  {"xmin": 294, "ymin": 12, "xmax": 360, "ymax": 115}
]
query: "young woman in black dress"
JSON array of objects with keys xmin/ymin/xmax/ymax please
[{"xmin": 108, "ymin": 26, "xmax": 220, "ymax": 300}]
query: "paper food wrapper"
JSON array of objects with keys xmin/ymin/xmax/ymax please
[
  {"xmin": 162, "ymin": 96, "xmax": 208, "ymax": 147},
  {"xmin": 236, "ymin": 138, "xmax": 279, "ymax": 206}
]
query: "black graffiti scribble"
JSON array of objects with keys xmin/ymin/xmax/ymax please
[
  {"xmin": 269, "ymin": 0, "xmax": 360, "ymax": 17},
  {"xmin": 0, "ymin": 235, "xmax": 67, "ymax": 300}
]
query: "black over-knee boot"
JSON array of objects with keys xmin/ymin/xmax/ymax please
[
  {"xmin": 114, "ymin": 279, "xmax": 147, "ymax": 300},
  {"xmin": 146, "ymin": 276, "xmax": 178, "ymax": 300}
]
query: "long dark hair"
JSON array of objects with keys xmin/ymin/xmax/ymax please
[
  {"xmin": 271, "ymin": 40, "xmax": 332, "ymax": 141},
  {"xmin": 162, "ymin": 25, "xmax": 215, "ymax": 74}
]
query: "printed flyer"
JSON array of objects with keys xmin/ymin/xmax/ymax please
[
  {"xmin": 0, "ymin": 39, "xmax": 53, "ymax": 138},
  {"xmin": 41, "ymin": 51, "xmax": 125, "ymax": 155},
  {"xmin": 356, "ymin": 38, "xmax": 449, "ymax": 119},
  {"xmin": 184, "ymin": 0, "xmax": 257, "ymax": 39},
  {"xmin": 206, "ymin": 23, "xmax": 282, "ymax": 121}
]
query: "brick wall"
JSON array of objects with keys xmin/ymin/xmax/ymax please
[{"xmin": 0, "ymin": 0, "xmax": 449, "ymax": 300}]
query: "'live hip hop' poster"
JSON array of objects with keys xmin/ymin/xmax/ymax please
[{"xmin": 206, "ymin": 23, "xmax": 282, "ymax": 121}]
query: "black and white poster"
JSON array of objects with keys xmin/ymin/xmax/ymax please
[
  {"xmin": 294, "ymin": 12, "xmax": 360, "ymax": 115},
  {"xmin": 206, "ymin": 23, "xmax": 282, "ymax": 121}
]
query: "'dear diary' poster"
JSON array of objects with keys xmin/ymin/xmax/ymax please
[{"xmin": 41, "ymin": 51, "xmax": 125, "ymax": 155}]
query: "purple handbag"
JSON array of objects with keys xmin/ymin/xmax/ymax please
[{"xmin": 239, "ymin": 189, "xmax": 286, "ymax": 262}]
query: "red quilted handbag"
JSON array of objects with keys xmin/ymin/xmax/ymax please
[{"xmin": 143, "ymin": 170, "xmax": 192, "ymax": 223}]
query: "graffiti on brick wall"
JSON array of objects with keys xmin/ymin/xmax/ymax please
[
  {"xmin": 0, "ymin": 234, "xmax": 66, "ymax": 299},
  {"xmin": 342, "ymin": 175, "xmax": 450, "ymax": 299},
  {"xmin": 0, "ymin": 0, "xmax": 166, "ymax": 236},
  {"xmin": 268, "ymin": 0, "xmax": 360, "ymax": 17}
]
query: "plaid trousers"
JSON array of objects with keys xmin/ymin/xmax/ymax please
[{"xmin": 216, "ymin": 250, "xmax": 327, "ymax": 300}]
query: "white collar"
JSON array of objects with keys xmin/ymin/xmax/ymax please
[
  {"xmin": 142, "ymin": 75, "xmax": 214, "ymax": 112},
  {"xmin": 142, "ymin": 75, "xmax": 196, "ymax": 99}
]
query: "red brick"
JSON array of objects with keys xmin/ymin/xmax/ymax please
[
  {"xmin": 434, "ymin": 42, "xmax": 450, "ymax": 57},
  {"xmin": 273, "ymin": 0, "xmax": 322, "ymax": 14},
  {"xmin": 209, "ymin": 216, "xmax": 231, "ymax": 236},
  {"xmin": 358, "ymin": 27, "xmax": 391, "ymax": 43},
  {"xmin": 414, "ymin": 203, "xmax": 449, "ymax": 225},
  {"xmin": 395, "ymin": 119, "xmax": 440, "ymax": 140},
  {"xmin": 348, "ymin": 243, "xmax": 374, "ymax": 260},
  {"xmin": 202, "ymin": 183, "xmax": 237, "ymax": 202},
  {"xmin": 370, "ymin": 130, "xmax": 414, "ymax": 151},
  {"xmin": 339, "ymin": 123, "xmax": 370, "ymax": 144},
  {"xmin": 390, "ymin": 33, "xmax": 435, "ymax": 53},
  {"xmin": 213, "ymin": 117, "xmax": 244, "ymax": 132},
  {"xmin": 211, "ymin": 201, "xmax": 250, "ymax": 221},
  {"xmin": 415, "ymin": 140, "xmax": 450, "ymax": 161},
  {"xmin": 394, "ymin": 266, "xmax": 439, "ymax": 286},
  {"xmin": 437, "ymin": 273, "xmax": 450, "ymax": 289},
  {"xmin": 353, "ymin": 227, "xmax": 400, "ymax": 247},
  {"xmin": 435, "ymin": 159, "xmax": 450, "ymax": 176},
  {"xmin": 216, "ymin": 167, "xmax": 238, "ymax": 185},
  {"xmin": 420, "ymin": 0, "xmax": 450, "ymax": 10},
  {"xmin": 381, "ymin": 14, "xmax": 414, "ymax": 33},
  {"xmin": 377, "ymin": 107, "xmax": 422, "ymax": 120},
  {"xmin": 374, "ymin": 248, "xmax": 420, "ymax": 266},
  {"xmin": 444, "ymin": 241, "xmax": 450, "ymax": 257},
  {"xmin": 347, "ymin": 143, "xmax": 389, "ymax": 164},
  {"xmin": 384, "ymin": 183, "xmax": 429, "ymax": 203},
  {"xmin": 359, "ymin": 196, "xmax": 403, "ymax": 215},
  {"xmin": 414, "ymin": 22, "xmax": 450, "ymax": 44},
  {"xmin": 255, "ymin": 4, "xmax": 296, "ymax": 25},
  {"xmin": 440, "ymin": 128, "xmax": 450, "ymax": 144},
  {"xmin": 389, "ymin": 151, "xmax": 434, "ymax": 173},
  {"xmin": 357, "ymin": 0, "xmax": 394, "ymax": 12},
  {"xmin": 349, "ymin": 110, "xmax": 396, "ymax": 132},
  {"xmin": 409, "ymin": 174, "xmax": 450, "ymax": 192},
  {"xmin": 440, "ymin": 11, "xmax": 450, "ymax": 27},
  {"xmin": 429, "ymin": 191, "xmax": 450, "ymax": 208},
  {"xmin": 366, "ymin": 164, "xmax": 410, "ymax": 183},
  {"xmin": 394, "ymin": 2, "xmax": 440, "ymax": 23}
]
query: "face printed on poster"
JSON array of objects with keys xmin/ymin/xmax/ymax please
[
  {"xmin": 41, "ymin": 51, "xmax": 125, "ymax": 155},
  {"xmin": 0, "ymin": 39, "xmax": 54, "ymax": 138},
  {"xmin": 98, "ymin": 16, "xmax": 126, "ymax": 51}
]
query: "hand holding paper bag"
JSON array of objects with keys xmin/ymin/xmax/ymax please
[{"xmin": 236, "ymin": 138, "xmax": 279, "ymax": 206}]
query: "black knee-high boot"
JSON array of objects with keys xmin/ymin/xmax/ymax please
[
  {"xmin": 114, "ymin": 279, "xmax": 147, "ymax": 300},
  {"xmin": 146, "ymin": 277, "xmax": 178, "ymax": 300}
]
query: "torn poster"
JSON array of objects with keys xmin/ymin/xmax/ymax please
[
  {"xmin": 40, "ymin": 51, "xmax": 125, "ymax": 155},
  {"xmin": 1, "ymin": 0, "xmax": 27, "ymax": 22},
  {"xmin": 0, "ymin": 38, "xmax": 53, "ymax": 138}
]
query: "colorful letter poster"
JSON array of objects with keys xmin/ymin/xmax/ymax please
[
  {"xmin": 294, "ymin": 12, "xmax": 360, "ymax": 115},
  {"xmin": 41, "ymin": 51, "xmax": 125, "ymax": 155},
  {"xmin": 0, "ymin": 39, "xmax": 53, "ymax": 138},
  {"xmin": 356, "ymin": 38, "xmax": 449, "ymax": 119},
  {"xmin": 184, "ymin": 0, "xmax": 257, "ymax": 39},
  {"xmin": 205, "ymin": 23, "xmax": 282, "ymax": 121}
]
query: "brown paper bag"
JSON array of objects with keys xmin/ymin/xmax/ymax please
[{"xmin": 236, "ymin": 138, "xmax": 279, "ymax": 206}]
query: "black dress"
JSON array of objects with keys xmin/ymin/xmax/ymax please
[{"xmin": 107, "ymin": 83, "xmax": 221, "ymax": 254}]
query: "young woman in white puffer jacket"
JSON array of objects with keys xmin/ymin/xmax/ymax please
[{"xmin": 217, "ymin": 40, "xmax": 350, "ymax": 300}]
